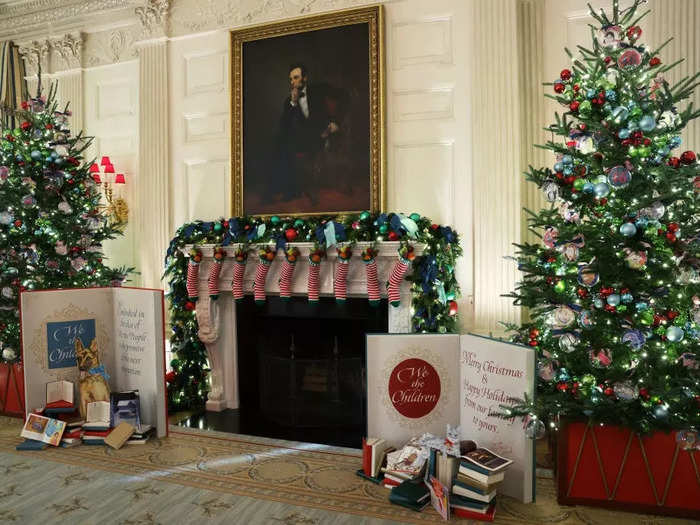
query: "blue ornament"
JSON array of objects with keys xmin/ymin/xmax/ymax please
[
  {"xmin": 612, "ymin": 106, "xmax": 629, "ymax": 121},
  {"xmin": 622, "ymin": 329, "xmax": 645, "ymax": 349},
  {"xmin": 605, "ymin": 89, "xmax": 616, "ymax": 101},
  {"xmin": 628, "ymin": 120, "xmax": 639, "ymax": 131},
  {"xmin": 635, "ymin": 217, "xmax": 648, "ymax": 228},
  {"xmin": 562, "ymin": 155, "xmax": 573, "ymax": 165},
  {"xmin": 586, "ymin": 89, "xmax": 596, "ymax": 99},
  {"xmin": 594, "ymin": 182, "xmax": 610, "ymax": 198},
  {"xmin": 579, "ymin": 310, "xmax": 594, "ymax": 329},
  {"xmin": 639, "ymin": 115, "xmax": 656, "ymax": 132},
  {"xmin": 563, "ymin": 166, "xmax": 573, "ymax": 175},
  {"xmin": 635, "ymin": 302, "xmax": 648, "ymax": 311},
  {"xmin": 594, "ymin": 298, "xmax": 604, "ymax": 309},
  {"xmin": 653, "ymin": 404, "xmax": 669, "ymax": 419},
  {"xmin": 619, "ymin": 222, "xmax": 637, "ymax": 237},
  {"xmin": 30, "ymin": 150, "xmax": 42, "ymax": 160},
  {"xmin": 606, "ymin": 294, "xmax": 621, "ymax": 306},
  {"xmin": 54, "ymin": 157, "xmax": 64, "ymax": 166},
  {"xmin": 669, "ymin": 136, "xmax": 682, "ymax": 148},
  {"xmin": 553, "ymin": 162, "xmax": 563, "ymax": 172},
  {"xmin": 556, "ymin": 368, "xmax": 570, "ymax": 382},
  {"xmin": 583, "ymin": 183, "xmax": 594, "ymax": 193},
  {"xmin": 621, "ymin": 293, "xmax": 634, "ymax": 303},
  {"xmin": 666, "ymin": 326, "xmax": 685, "ymax": 342}
]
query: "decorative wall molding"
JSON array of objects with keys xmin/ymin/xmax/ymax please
[
  {"xmin": 50, "ymin": 33, "xmax": 83, "ymax": 71},
  {"xmin": 84, "ymin": 26, "xmax": 140, "ymax": 67},
  {"xmin": 392, "ymin": 87, "xmax": 454, "ymax": 122},
  {"xmin": 17, "ymin": 40, "xmax": 50, "ymax": 77},
  {"xmin": 391, "ymin": 16, "xmax": 453, "ymax": 69},
  {"xmin": 135, "ymin": 0, "xmax": 170, "ymax": 39}
]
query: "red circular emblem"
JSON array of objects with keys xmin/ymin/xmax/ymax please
[{"xmin": 388, "ymin": 358, "xmax": 441, "ymax": 418}]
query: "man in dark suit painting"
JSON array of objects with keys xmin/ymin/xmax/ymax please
[{"xmin": 277, "ymin": 63, "xmax": 346, "ymax": 201}]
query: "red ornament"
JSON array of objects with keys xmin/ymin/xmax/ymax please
[
  {"xmin": 388, "ymin": 231, "xmax": 399, "ymax": 241},
  {"xmin": 665, "ymin": 232, "xmax": 677, "ymax": 243},
  {"xmin": 560, "ymin": 69, "xmax": 572, "ymax": 81},
  {"xmin": 223, "ymin": 220, "xmax": 229, "ymax": 228},
  {"xmin": 46, "ymin": 123, "xmax": 53, "ymax": 129},
  {"xmin": 529, "ymin": 328, "xmax": 540, "ymax": 337},
  {"xmin": 20, "ymin": 101, "xmax": 28, "ymax": 109},
  {"xmin": 667, "ymin": 310, "xmax": 679, "ymax": 320},
  {"xmin": 680, "ymin": 150, "xmax": 697, "ymax": 164},
  {"xmin": 569, "ymin": 101, "xmax": 580, "ymax": 112},
  {"xmin": 653, "ymin": 314, "xmax": 668, "ymax": 326},
  {"xmin": 20, "ymin": 121, "xmax": 31, "ymax": 131},
  {"xmin": 557, "ymin": 382, "xmax": 569, "ymax": 392},
  {"xmin": 573, "ymin": 84, "xmax": 580, "ymax": 92},
  {"xmin": 600, "ymin": 287, "xmax": 613, "ymax": 297},
  {"xmin": 528, "ymin": 340, "xmax": 538, "ymax": 347},
  {"xmin": 554, "ymin": 82, "xmax": 565, "ymax": 93},
  {"xmin": 626, "ymin": 26, "xmax": 642, "ymax": 40},
  {"xmin": 578, "ymin": 123, "xmax": 587, "ymax": 131},
  {"xmin": 448, "ymin": 300, "xmax": 458, "ymax": 316},
  {"xmin": 13, "ymin": 220, "xmax": 22, "ymax": 227},
  {"xmin": 604, "ymin": 304, "xmax": 616, "ymax": 313},
  {"xmin": 430, "ymin": 224, "xmax": 439, "ymax": 230},
  {"xmin": 284, "ymin": 228, "xmax": 298, "ymax": 242},
  {"xmin": 565, "ymin": 175, "xmax": 575, "ymax": 185},
  {"xmin": 599, "ymin": 198, "xmax": 607, "ymax": 205},
  {"xmin": 604, "ymin": 387, "xmax": 614, "ymax": 396},
  {"xmin": 667, "ymin": 222, "xmax": 679, "ymax": 233},
  {"xmin": 184, "ymin": 301, "xmax": 196, "ymax": 311},
  {"xmin": 649, "ymin": 57, "xmax": 661, "ymax": 67},
  {"xmin": 643, "ymin": 138, "xmax": 651, "ymax": 146},
  {"xmin": 165, "ymin": 371, "xmax": 177, "ymax": 383},
  {"xmin": 639, "ymin": 387, "xmax": 649, "ymax": 399},
  {"xmin": 566, "ymin": 141, "xmax": 576, "ymax": 148},
  {"xmin": 668, "ymin": 156, "xmax": 680, "ymax": 168},
  {"xmin": 604, "ymin": 56, "xmax": 612, "ymax": 64},
  {"xmin": 577, "ymin": 288, "xmax": 588, "ymax": 298}
]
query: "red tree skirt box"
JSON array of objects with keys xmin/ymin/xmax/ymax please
[
  {"xmin": 0, "ymin": 362, "xmax": 25, "ymax": 417},
  {"xmin": 557, "ymin": 420, "xmax": 700, "ymax": 518}
]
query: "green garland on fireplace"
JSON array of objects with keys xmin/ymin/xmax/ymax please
[{"xmin": 163, "ymin": 212, "xmax": 462, "ymax": 410}]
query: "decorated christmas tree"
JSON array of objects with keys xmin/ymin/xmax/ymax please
[
  {"xmin": 506, "ymin": 0, "xmax": 699, "ymax": 436},
  {"xmin": 0, "ymin": 84, "xmax": 128, "ymax": 364}
]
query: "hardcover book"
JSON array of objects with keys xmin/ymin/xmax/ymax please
[
  {"xmin": 85, "ymin": 401, "xmax": 111, "ymax": 430},
  {"xmin": 20, "ymin": 287, "xmax": 168, "ymax": 438},
  {"xmin": 104, "ymin": 422, "xmax": 135, "ymax": 450},
  {"xmin": 428, "ymin": 475, "xmax": 450, "ymax": 521},
  {"xmin": 110, "ymin": 390, "xmax": 142, "ymax": 430}
]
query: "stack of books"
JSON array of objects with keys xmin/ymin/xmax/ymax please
[
  {"xmin": 451, "ymin": 447, "xmax": 513, "ymax": 521},
  {"xmin": 82, "ymin": 401, "xmax": 111, "ymax": 445},
  {"xmin": 388, "ymin": 479, "xmax": 431, "ymax": 512},
  {"xmin": 382, "ymin": 445, "xmax": 427, "ymax": 489},
  {"xmin": 60, "ymin": 427, "xmax": 83, "ymax": 448},
  {"xmin": 44, "ymin": 380, "xmax": 76, "ymax": 417},
  {"xmin": 127, "ymin": 425, "xmax": 154, "ymax": 445}
]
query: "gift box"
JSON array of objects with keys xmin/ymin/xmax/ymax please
[
  {"xmin": 557, "ymin": 420, "xmax": 700, "ymax": 518},
  {"xmin": 0, "ymin": 362, "xmax": 25, "ymax": 416}
]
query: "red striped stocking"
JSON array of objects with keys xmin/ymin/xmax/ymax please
[
  {"xmin": 364, "ymin": 259, "xmax": 380, "ymax": 306},
  {"xmin": 334, "ymin": 261, "xmax": 349, "ymax": 303},
  {"xmin": 388, "ymin": 257, "xmax": 410, "ymax": 307},
  {"xmin": 208, "ymin": 261, "xmax": 222, "ymax": 299},
  {"xmin": 186, "ymin": 260, "xmax": 199, "ymax": 301},
  {"xmin": 232, "ymin": 261, "xmax": 246, "ymax": 302},
  {"xmin": 279, "ymin": 261, "xmax": 296, "ymax": 300},
  {"xmin": 254, "ymin": 260, "xmax": 271, "ymax": 304},
  {"xmin": 308, "ymin": 262, "xmax": 320, "ymax": 303}
]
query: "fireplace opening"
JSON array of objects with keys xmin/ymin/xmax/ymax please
[{"xmin": 235, "ymin": 295, "xmax": 388, "ymax": 447}]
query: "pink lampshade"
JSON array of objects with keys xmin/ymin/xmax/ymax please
[
  {"xmin": 103, "ymin": 164, "xmax": 115, "ymax": 174},
  {"xmin": 100, "ymin": 156, "xmax": 111, "ymax": 166},
  {"xmin": 89, "ymin": 163, "xmax": 99, "ymax": 173},
  {"xmin": 114, "ymin": 173, "xmax": 126, "ymax": 184},
  {"xmin": 92, "ymin": 173, "xmax": 102, "ymax": 183}
]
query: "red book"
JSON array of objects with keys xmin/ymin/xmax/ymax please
[
  {"xmin": 453, "ymin": 504, "xmax": 496, "ymax": 522},
  {"xmin": 382, "ymin": 478, "xmax": 402, "ymax": 488},
  {"xmin": 46, "ymin": 400, "xmax": 74, "ymax": 409},
  {"xmin": 363, "ymin": 438, "xmax": 371, "ymax": 476},
  {"xmin": 83, "ymin": 430, "xmax": 111, "ymax": 437},
  {"xmin": 63, "ymin": 428, "xmax": 83, "ymax": 439}
]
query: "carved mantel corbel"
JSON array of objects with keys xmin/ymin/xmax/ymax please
[
  {"xmin": 17, "ymin": 39, "xmax": 50, "ymax": 77},
  {"xmin": 50, "ymin": 33, "xmax": 83, "ymax": 72}
]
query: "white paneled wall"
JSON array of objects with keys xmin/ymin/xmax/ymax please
[
  {"xmin": 169, "ymin": 31, "xmax": 230, "ymax": 227},
  {"xmin": 83, "ymin": 60, "xmax": 138, "ymax": 280}
]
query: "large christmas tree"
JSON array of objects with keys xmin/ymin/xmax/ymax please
[
  {"xmin": 508, "ymin": 0, "xmax": 699, "ymax": 435},
  {"xmin": 0, "ymin": 85, "xmax": 128, "ymax": 364}
]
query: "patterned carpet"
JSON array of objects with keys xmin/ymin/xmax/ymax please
[{"xmin": 0, "ymin": 416, "xmax": 695, "ymax": 524}]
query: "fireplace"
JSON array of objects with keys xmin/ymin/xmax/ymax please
[
  {"xmin": 182, "ymin": 241, "xmax": 422, "ymax": 447},
  {"xmin": 235, "ymin": 296, "xmax": 387, "ymax": 445}
]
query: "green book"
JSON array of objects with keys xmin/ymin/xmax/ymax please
[
  {"xmin": 355, "ymin": 468, "xmax": 384, "ymax": 484},
  {"xmin": 390, "ymin": 480, "xmax": 430, "ymax": 504}
]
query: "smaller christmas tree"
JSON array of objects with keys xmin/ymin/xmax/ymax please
[
  {"xmin": 505, "ymin": 0, "xmax": 699, "ymax": 437},
  {"xmin": 0, "ymin": 83, "xmax": 129, "ymax": 363}
]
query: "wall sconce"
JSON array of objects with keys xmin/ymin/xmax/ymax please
[{"xmin": 89, "ymin": 155, "xmax": 128, "ymax": 228}]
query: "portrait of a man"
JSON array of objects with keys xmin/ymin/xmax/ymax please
[{"xmin": 232, "ymin": 7, "xmax": 384, "ymax": 216}]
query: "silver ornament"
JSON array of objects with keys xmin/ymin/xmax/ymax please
[
  {"xmin": 558, "ymin": 333, "xmax": 579, "ymax": 353},
  {"xmin": 524, "ymin": 418, "xmax": 546, "ymax": 439},
  {"xmin": 613, "ymin": 381, "xmax": 639, "ymax": 400},
  {"xmin": 1, "ymin": 347, "xmax": 16, "ymax": 361}
]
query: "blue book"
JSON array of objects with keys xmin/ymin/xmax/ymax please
[
  {"xmin": 16, "ymin": 439, "xmax": 48, "ymax": 450},
  {"xmin": 450, "ymin": 493, "xmax": 492, "ymax": 510},
  {"xmin": 453, "ymin": 478, "xmax": 492, "ymax": 495},
  {"xmin": 44, "ymin": 406, "xmax": 76, "ymax": 415}
]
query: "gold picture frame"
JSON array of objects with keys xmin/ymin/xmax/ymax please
[{"xmin": 230, "ymin": 5, "xmax": 385, "ymax": 217}]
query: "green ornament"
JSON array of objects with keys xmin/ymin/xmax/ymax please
[
  {"xmin": 579, "ymin": 100, "xmax": 592, "ymax": 114},
  {"xmin": 628, "ymin": 146, "xmax": 638, "ymax": 157},
  {"xmin": 213, "ymin": 223, "xmax": 223, "ymax": 233},
  {"xmin": 409, "ymin": 213, "xmax": 421, "ymax": 221},
  {"xmin": 638, "ymin": 146, "xmax": 650, "ymax": 157},
  {"xmin": 270, "ymin": 216, "xmax": 280, "ymax": 225},
  {"xmin": 379, "ymin": 224, "xmax": 388, "ymax": 234},
  {"xmin": 616, "ymin": 305, "xmax": 627, "ymax": 312},
  {"xmin": 446, "ymin": 291, "xmax": 456, "ymax": 301},
  {"xmin": 582, "ymin": 374, "xmax": 595, "ymax": 385},
  {"xmin": 554, "ymin": 280, "xmax": 566, "ymax": 293},
  {"xmin": 360, "ymin": 211, "xmax": 371, "ymax": 221},
  {"xmin": 294, "ymin": 219, "xmax": 305, "ymax": 227},
  {"xmin": 630, "ymin": 107, "xmax": 642, "ymax": 118},
  {"xmin": 639, "ymin": 310, "xmax": 654, "ymax": 325},
  {"xmin": 573, "ymin": 179, "xmax": 586, "ymax": 191}
]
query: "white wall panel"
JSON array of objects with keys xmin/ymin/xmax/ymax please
[
  {"xmin": 185, "ymin": 160, "xmax": 229, "ymax": 220},
  {"xmin": 392, "ymin": 88, "xmax": 454, "ymax": 122},
  {"xmin": 96, "ymin": 80, "xmax": 135, "ymax": 118},
  {"xmin": 184, "ymin": 112, "xmax": 228, "ymax": 143},
  {"xmin": 391, "ymin": 17, "xmax": 453, "ymax": 69},
  {"xmin": 184, "ymin": 51, "xmax": 226, "ymax": 96}
]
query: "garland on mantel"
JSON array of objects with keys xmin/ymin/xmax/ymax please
[{"xmin": 164, "ymin": 212, "xmax": 462, "ymax": 410}]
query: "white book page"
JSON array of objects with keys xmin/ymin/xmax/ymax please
[
  {"xmin": 112, "ymin": 288, "xmax": 166, "ymax": 437},
  {"xmin": 46, "ymin": 380, "xmax": 73, "ymax": 404},
  {"xmin": 86, "ymin": 401, "xmax": 110, "ymax": 423},
  {"xmin": 20, "ymin": 288, "xmax": 114, "ymax": 415},
  {"xmin": 459, "ymin": 334, "xmax": 535, "ymax": 503}
]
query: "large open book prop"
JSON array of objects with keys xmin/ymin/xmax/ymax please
[
  {"xmin": 366, "ymin": 334, "xmax": 535, "ymax": 502},
  {"xmin": 20, "ymin": 287, "xmax": 167, "ymax": 438}
]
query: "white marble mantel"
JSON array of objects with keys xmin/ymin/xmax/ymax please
[{"xmin": 184, "ymin": 241, "xmax": 424, "ymax": 411}]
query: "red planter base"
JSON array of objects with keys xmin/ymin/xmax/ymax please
[
  {"xmin": 557, "ymin": 421, "xmax": 700, "ymax": 518},
  {"xmin": 0, "ymin": 362, "xmax": 25, "ymax": 417}
]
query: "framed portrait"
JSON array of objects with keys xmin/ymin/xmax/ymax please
[{"xmin": 231, "ymin": 6, "xmax": 385, "ymax": 217}]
